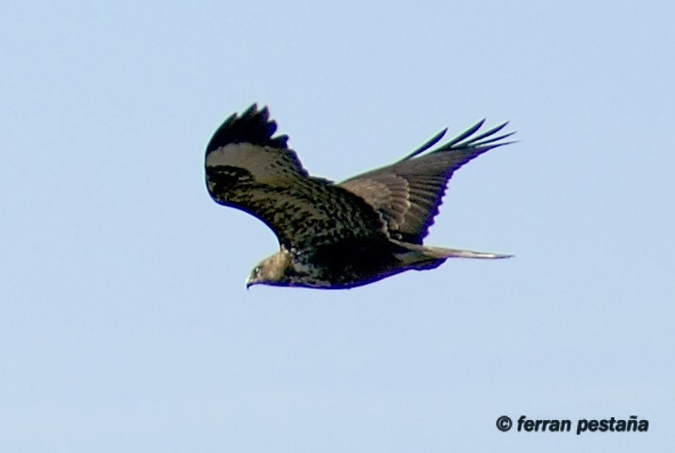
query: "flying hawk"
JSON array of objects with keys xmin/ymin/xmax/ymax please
[{"xmin": 205, "ymin": 105, "xmax": 514, "ymax": 289}]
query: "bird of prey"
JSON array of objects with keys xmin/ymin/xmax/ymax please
[{"xmin": 205, "ymin": 104, "xmax": 514, "ymax": 289}]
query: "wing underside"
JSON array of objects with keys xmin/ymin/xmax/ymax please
[
  {"xmin": 340, "ymin": 120, "xmax": 515, "ymax": 243},
  {"xmin": 205, "ymin": 105, "xmax": 386, "ymax": 250}
]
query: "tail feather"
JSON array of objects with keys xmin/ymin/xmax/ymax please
[
  {"xmin": 391, "ymin": 239, "xmax": 513, "ymax": 264},
  {"xmin": 422, "ymin": 245, "xmax": 513, "ymax": 260}
]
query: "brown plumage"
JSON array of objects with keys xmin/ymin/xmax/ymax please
[{"xmin": 205, "ymin": 104, "xmax": 514, "ymax": 289}]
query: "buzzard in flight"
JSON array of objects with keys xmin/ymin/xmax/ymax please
[{"xmin": 205, "ymin": 105, "xmax": 514, "ymax": 289}]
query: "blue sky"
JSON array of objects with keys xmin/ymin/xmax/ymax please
[{"xmin": 1, "ymin": 1, "xmax": 673, "ymax": 451}]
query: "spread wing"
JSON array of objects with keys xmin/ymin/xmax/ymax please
[
  {"xmin": 205, "ymin": 104, "xmax": 386, "ymax": 251},
  {"xmin": 340, "ymin": 120, "xmax": 515, "ymax": 244}
]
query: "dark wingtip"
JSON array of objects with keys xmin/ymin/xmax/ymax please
[
  {"xmin": 206, "ymin": 104, "xmax": 289, "ymax": 154},
  {"xmin": 399, "ymin": 119, "xmax": 516, "ymax": 162},
  {"xmin": 398, "ymin": 128, "xmax": 448, "ymax": 162},
  {"xmin": 433, "ymin": 119, "xmax": 516, "ymax": 154}
]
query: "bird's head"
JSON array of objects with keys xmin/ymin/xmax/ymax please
[{"xmin": 245, "ymin": 250, "xmax": 293, "ymax": 289}]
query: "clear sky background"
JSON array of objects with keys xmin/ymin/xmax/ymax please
[{"xmin": 1, "ymin": 1, "xmax": 673, "ymax": 451}]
